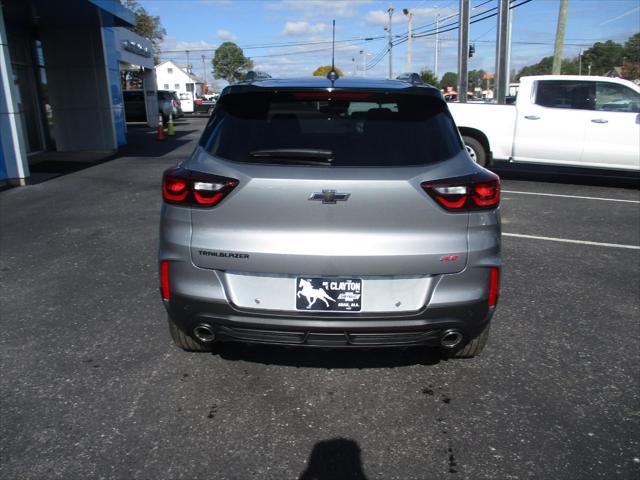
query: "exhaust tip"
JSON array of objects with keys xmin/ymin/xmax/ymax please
[
  {"xmin": 440, "ymin": 329, "xmax": 464, "ymax": 349},
  {"xmin": 193, "ymin": 324, "xmax": 216, "ymax": 343}
]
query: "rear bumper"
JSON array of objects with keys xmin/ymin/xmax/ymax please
[{"xmin": 164, "ymin": 294, "xmax": 495, "ymax": 348}]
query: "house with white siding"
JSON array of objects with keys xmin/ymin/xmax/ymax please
[{"xmin": 155, "ymin": 60, "xmax": 204, "ymax": 95}]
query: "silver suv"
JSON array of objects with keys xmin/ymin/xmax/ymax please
[{"xmin": 159, "ymin": 73, "xmax": 501, "ymax": 358}]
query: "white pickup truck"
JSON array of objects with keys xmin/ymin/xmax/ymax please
[{"xmin": 449, "ymin": 75, "xmax": 640, "ymax": 172}]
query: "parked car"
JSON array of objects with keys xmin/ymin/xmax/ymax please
[
  {"xmin": 178, "ymin": 92, "xmax": 194, "ymax": 114},
  {"xmin": 159, "ymin": 73, "xmax": 501, "ymax": 358},
  {"xmin": 194, "ymin": 96, "xmax": 217, "ymax": 116},
  {"xmin": 123, "ymin": 89, "xmax": 184, "ymax": 123},
  {"xmin": 158, "ymin": 90, "xmax": 184, "ymax": 122},
  {"xmin": 122, "ymin": 89, "xmax": 146, "ymax": 122},
  {"xmin": 449, "ymin": 75, "xmax": 640, "ymax": 170}
]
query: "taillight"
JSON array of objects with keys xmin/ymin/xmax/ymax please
[
  {"xmin": 422, "ymin": 171, "xmax": 500, "ymax": 212},
  {"xmin": 163, "ymin": 175, "xmax": 188, "ymax": 202},
  {"xmin": 172, "ymin": 99, "xmax": 179, "ymax": 108},
  {"xmin": 162, "ymin": 167, "xmax": 238, "ymax": 207},
  {"xmin": 160, "ymin": 260, "xmax": 170, "ymax": 301},
  {"xmin": 488, "ymin": 267, "xmax": 499, "ymax": 307}
]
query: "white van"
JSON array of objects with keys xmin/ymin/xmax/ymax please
[{"xmin": 178, "ymin": 92, "xmax": 194, "ymax": 113}]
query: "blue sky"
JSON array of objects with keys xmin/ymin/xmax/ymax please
[{"xmin": 141, "ymin": 0, "xmax": 640, "ymax": 88}]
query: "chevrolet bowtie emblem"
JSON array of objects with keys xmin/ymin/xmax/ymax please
[{"xmin": 309, "ymin": 190, "xmax": 351, "ymax": 204}]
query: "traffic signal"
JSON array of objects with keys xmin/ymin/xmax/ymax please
[{"xmin": 469, "ymin": 44, "xmax": 475, "ymax": 58}]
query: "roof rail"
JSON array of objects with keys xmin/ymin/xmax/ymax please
[
  {"xmin": 395, "ymin": 72, "xmax": 424, "ymax": 85},
  {"xmin": 243, "ymin": 71, "xmax": 271, "ymax": 82}
]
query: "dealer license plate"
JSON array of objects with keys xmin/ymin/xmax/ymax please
[{"xmin": 295, "ymin": 277, "xmax": 362, "ymax": 312}]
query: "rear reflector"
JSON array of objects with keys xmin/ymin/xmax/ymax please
[
  {"xmin": 422, "ymin": 170, "xmax": 500, "ymax": 212},
  {"xmin": 160, "ymin": 260, "xmax": 170, "ymax": 301},
  {"xmin": 162, "ymin": 167, "xmax": 238, "ymax": 207},
  {"xmin": 488, "ymin": 267, "xmax": 499, "ymax": 307}
]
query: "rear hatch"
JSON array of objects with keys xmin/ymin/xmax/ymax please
[{"xmin": 187, "ymin": 88, "xmax": 470, "ymax": 277}]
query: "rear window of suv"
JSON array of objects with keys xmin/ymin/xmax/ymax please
[{"xmin": 200, "ymin": 91, "xmax": 462, "ymax": 167}]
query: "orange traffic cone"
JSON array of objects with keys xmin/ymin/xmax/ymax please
[{"xmin": 156, "ymin": 114, "xmax": 166, "ymax": 141}]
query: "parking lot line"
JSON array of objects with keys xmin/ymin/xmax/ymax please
[
  {"xmin": 503, "ymin": 233, "xmax": 640, "ymax": 250},
  {"xmin": 502, "ymin": 190, "xmax": 640, "ymax": 204}
]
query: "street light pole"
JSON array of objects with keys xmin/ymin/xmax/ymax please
[{"xmin": 403, "ymin": 8, "xmax": 413, "ymax": 72}]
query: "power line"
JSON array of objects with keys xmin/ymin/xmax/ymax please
[
  {"xmin": 407, "ymin": 0, "xmax": 532, "ymax": 43},
  {"xmin": 394, "ymin": 0, "xmax": 496, "ymax": 43},
  {"xmin": 160, "ymin": 35, "xmax": 386, "ymax": 54},
  {"xmin": 365, "ymin": 0, "xmax": 532, "ymax": 71},
  {"xmin": 163, "ymin": 0, "xmax": 533, "ymax": 73},
  {"xmin": 162, "ymin": 37, "xmax": 386, "ymax": 65}
]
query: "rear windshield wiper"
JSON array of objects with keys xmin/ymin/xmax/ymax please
[{"xmin": 248, "ymin": 149, "xmax": 333, "ymax": 165}]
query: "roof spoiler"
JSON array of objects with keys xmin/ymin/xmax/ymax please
[
  {"xmin": 243, "ymin": 71, "xmax": 272, "ymax": 83},
  {"xmin": 395, "ymin": 72, "xmax": 424, "ymax": 85}
]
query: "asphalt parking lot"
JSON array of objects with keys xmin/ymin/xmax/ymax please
[{"xmin": 1, "ymin": 117, "xmax": 638, "ymax": 480}]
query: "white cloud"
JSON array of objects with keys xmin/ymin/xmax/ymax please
[
  {"xmin": 282, "ymin": 21, "xmax": 328, "ymax": 36},
  {"xmin": 365, "ymin": 6, "xmax": 456, "ymax": 27},
  {"xmin": 216, "ymin": 29, "xmax": 237, "ymax": 41},
  {"xmin": 198, "ymin": 0, "xmax": 232, "ymax": 5},
  {"xmin": 249, "ymin": 37, "xmax": 372, "ymax": 78},
  {"xmin": 267, "ymin": 0, "xmax": 371, "ymax": 18},
  {"xmin": 160, "ymin": 37, "xmax": 217, "ymax": 52}
]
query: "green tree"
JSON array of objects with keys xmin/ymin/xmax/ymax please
[
  {"xmin": 582, "ymin": 40, "xmax": 626, "ymax": 75},
  {"xmin": 515, "ymin": 55, "xmax": 579, "ymax": 80},
  {"xmin": 468, "ymin": 69, "xmax": 487, "ymax": 89},
  {"xmin": 119, "ymin": 0, "xmax": 166, "ymax": 89},
  {"xmin": 212, "ymin": 42, "xmax": 254, "ymax": 84},
  {"xmin": 624, "ymin": 32, "xmax": 640, "ymax": 63},
  {"xmin": 313, "ymin": 65, "xmax": 345, "ymax": 77},
  {"xmin": 419, "ymin": 69, "xmax": 440, "ymax": 88},
  {"xmin": 440, "ymin": 72, "xmax": 457, "ymax": 88},
  {"xmin": 121, "ymin": 0, "xmax": 166, "ymax": 63}
]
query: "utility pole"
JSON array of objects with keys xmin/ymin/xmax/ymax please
[
  {"xmin": 360, "ymin": 50, "xmax": 366, "ymax": 77},
  {"xmin": 403, "ymin": 8, "xmax": 413, "ymax": 72},
  {"xmin": 186, "ymin": 50, "xmax": 191, "ymax": 74},
  {"xmin": 387, "ymin": 5, "xmax": 394, "ymax": 79},
  {"xmin": 434, "ymin": 13, "xmax": 440, "ymax": 80},
  {"xmin": 494, "ymin": 0, "xmax": 511, "ymax": 104},
  {"xmin": 457, "ymin": 0, "xmax": 469, "ymax": 102},
  {"xmin": 552, "ymin": 0, "xmax": 569, "ymax": 74}
]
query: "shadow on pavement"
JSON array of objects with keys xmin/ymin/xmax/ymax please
[
  {"xmin": 26, "ymin": 124, "xmax": 200, "ymax": 185},
  {"xmin": 491, "ymin": 164, "xmax": 640, "ymax": 189},
  {"xmin": 299, "ymin": 438, "xmax": 368, "ymax": 480},
  {"xmin": 117, "ymin": 124, "xmax": 198, "ymax": 157},
  {"xmin": 210, "ymin": 342, "xmax": 444, "ymax": 368}
]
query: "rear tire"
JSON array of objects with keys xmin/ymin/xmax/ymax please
[
  {"xmin": 167, "ymin": 315, "xmax": 210, "ymax": 352},
  {"xmin": 447, "ymin": 323, "xmax": 490, "ymax": 359},
  {"xmin": 462, "ymin": 136, "xmax": 487, "ymax": 167}
]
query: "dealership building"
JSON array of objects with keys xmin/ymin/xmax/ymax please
[{"xmin": 0, "ymin": 0, "xmax": 158, "ymax": 186}]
